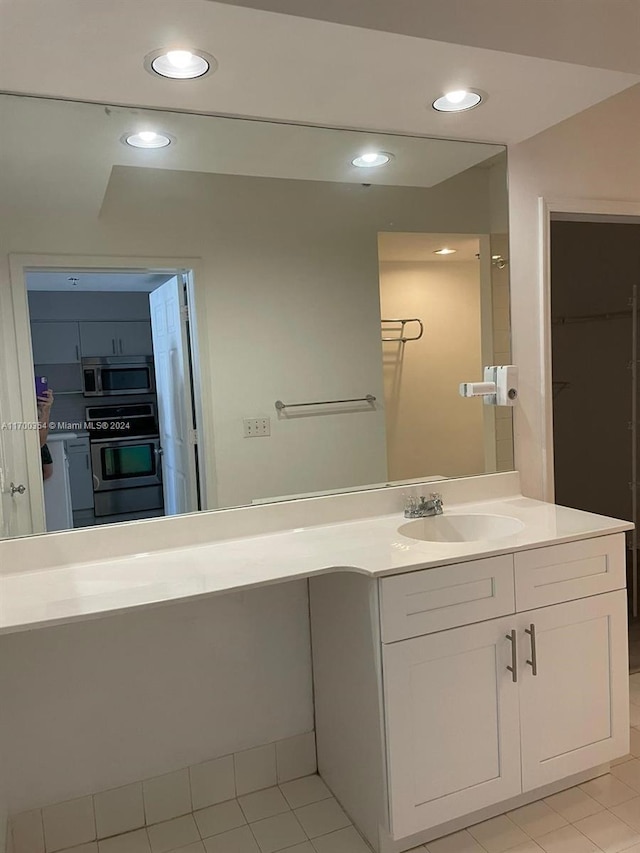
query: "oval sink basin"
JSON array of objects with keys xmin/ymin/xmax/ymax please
[{"xmin": 398, "ymin": 513, "xmax": 525, "ymax": 543}]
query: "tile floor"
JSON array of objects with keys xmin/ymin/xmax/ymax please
[
  {"xmin": 20, "ymin": 676, "xmax": 640, "ymax": 853},
  {"xmin": 44, "ymin": 775, "xmax": 371, "ymax": 853}
]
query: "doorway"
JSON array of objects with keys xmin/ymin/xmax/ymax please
[
  {"xmin": 23, "ymin": 266, "xmax": 202, "ymax": 532},
  {"xmin": 550, "ymin": 218, "xmax": 640, "ymax": 668}
]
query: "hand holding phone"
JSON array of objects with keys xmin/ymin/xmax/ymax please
[{"xmin": 35, "ymin": 375, "xmax": 48, "ymax": 398}]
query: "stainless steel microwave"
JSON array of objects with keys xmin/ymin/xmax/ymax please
[{"xmin": 82, "ymin": 356, "xmax": 156, "ymax": 397}]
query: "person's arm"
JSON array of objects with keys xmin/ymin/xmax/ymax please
[
  {"xmin": 41, "ymin": 441, "xmax": 53, "ymax": 480},
  {"xmin": 37, "ymin": 389, "xmax": 54, "ymax": 448}
]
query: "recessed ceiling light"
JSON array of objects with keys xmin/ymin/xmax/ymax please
[
  {"xmin": 351, "ymin": 152, "xmax": 393, "ymax": 168},
  {"xmin": 144, "ymin": 48, "xmax": 217, "ymax": 80},
  {"xmin": 124, "ymin": 131, "xmax": 172, "ymax": 149},
  {"xmin": 432, "ymin": 90, "xmax": 483, "ymax": 112},
  {"xmin": 433, "ymin": 248, "xmax": 457, "ymax": 255}
]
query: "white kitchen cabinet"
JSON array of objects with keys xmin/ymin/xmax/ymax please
[
  {"xmin": 79, "ymin": 321, "xmax": 119, "ymax": 357},
  {"xmin": 310, "ymin": 533, "xmax": 630, "ymax": 853},
  {"xmin": 79, "ymin": 321, "xmax": 153, "ymax": 357},
  {"xmin": 383, "ymin": 616, "xmax": 522, "ymax": 837},
  {"xmin": 31, "ymin": 321, "xmax": 81, "ymax": 364},
  {"xmin": 519, "ymin": 590, "xmax": 628, "ymax": 790},
  {"xmin": 66, "ymin": 437, "xmax": 94, "ymax": 511},
  {"xmin": 116, "ymin": 321, "xmax": 153, "ymax": 356}
]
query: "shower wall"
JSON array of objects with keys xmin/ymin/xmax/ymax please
[{"xmin": 552, "ymin": 221, "xmax": 640, "ymax": 521}]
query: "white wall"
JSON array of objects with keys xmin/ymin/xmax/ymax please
[
  {"xmin": 379, "ymin": 260, "xmax": 485, "ymax": 479},
  {"xmin": 0, "ymin": 582, "xmax": 313, "ymax": 813},
  {"xmin": 490, "ymin": 234, "xmax": 514, "ymax": 473},
  {"xmin": 508, "ymin": 83, "xmax": 640, "ymax": 499}
]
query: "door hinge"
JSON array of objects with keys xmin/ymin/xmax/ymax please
[
  {"xmin": 190, "ymin": 429, "xmax": 198, "ymax": 445},
  {"xmin": 180, "ymin": 304, "xmax": 189, "ymax": 321}
]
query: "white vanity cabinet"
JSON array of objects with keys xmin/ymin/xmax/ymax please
[
  {"xmin": 383, "ymin": 614, "xmax": 522, "ymax": 834},
  {"xmin": 517, "ymin": 592, "xmax": 628, "ymax": 790},
  {"xmin": 310, "ymin": 533, "xmax": 629, "ymax": 853}
]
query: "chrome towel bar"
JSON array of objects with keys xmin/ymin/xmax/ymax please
[
  {"xmin": 381, "ymin": 318, "xmax": 424, "ymax": 342},
  {"xmin": 275, "ymin": 395, "xmax": 376, "ymax": 411}
]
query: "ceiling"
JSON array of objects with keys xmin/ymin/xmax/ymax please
[
  {"xmin": 378, "ymin": 233, "xmax": 481, "ymax": 263},
  {"xmin": 0, "ymin": 94, "xmax": 504, "ymax": 221},
  {"xmin": 0, "ymin": 0, "xmax": 638, "ymax": 145},
  {"xmin": 213, "ymin": 0, "xmax": 640, "ymax": 75},
  {"xmin": 25, "ymin": 271, "xmax": 175, "ymax": 293}
]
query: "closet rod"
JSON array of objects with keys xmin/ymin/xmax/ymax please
[{"xmin": 553, "ymin": 309, "xmax": 632, "ymax": 325}]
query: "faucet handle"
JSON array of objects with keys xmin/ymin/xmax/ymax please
[{"xmin": 430, "ymin": 492, "xmax": 442, "ymax": 501}]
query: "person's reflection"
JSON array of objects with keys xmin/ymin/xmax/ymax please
[{"xmin": 37, "ymin": 389, "xmax": 54, "ymax": 480}]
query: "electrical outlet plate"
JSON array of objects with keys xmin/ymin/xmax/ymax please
[{"xmin": 243, "ymin": 417, "xmax": 271, "ymax": 437}]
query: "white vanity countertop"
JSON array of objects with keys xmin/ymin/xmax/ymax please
[{"xmin": 0, "ymin": 492, "xmax": 633, "ymax": 635}]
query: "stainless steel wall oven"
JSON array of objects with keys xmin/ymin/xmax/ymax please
[{"xmin": 86, "ymin": 402, "xmax": 163, "ymax": 517}]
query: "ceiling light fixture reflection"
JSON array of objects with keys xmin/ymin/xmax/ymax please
[
  {"xmin": 351, "ymin": 152, "xmax": 392, "ymax": 168},
  {"xmin": 124, "ymin": 131, "xmax": 172, "ymax": 149},
  {"xmin": 432, "ymin": 90, "xmax": 483, "ymax": 112},
  {"xmin": 145, "ymin": 48, "xmax": 217, "ymax": 80},
  {"xmin": 433, "ymin": 248, "xmax": 457, "ymax": 255}
]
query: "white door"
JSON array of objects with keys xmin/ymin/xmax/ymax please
[
  {"xmin": 0, "ymin": 425, "xmax": 8, "ymax": 537},
  {"xmin": 149, "ymin": 276, "xmax": 198, "ymax": 516},
  {"xmin": 383, "ymin": 616, "xmax": 522, "ymax": 838},
  {"xmin": 519, "ymin": 589, "xmax": 629, "ymax": 791}
]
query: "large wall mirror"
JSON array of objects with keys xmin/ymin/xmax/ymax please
[{"xmin": 0, "ymin": 94, "xmax": 511, "ymax": 539}]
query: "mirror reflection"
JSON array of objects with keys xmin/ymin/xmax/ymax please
[{"xmin": 0, "ymin": 94, "xmax": 511, "ymax": 538}]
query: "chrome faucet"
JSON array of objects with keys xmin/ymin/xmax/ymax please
[{"xmin": 404, "ymin": 493, "xmax": 444, "ymax": 519}]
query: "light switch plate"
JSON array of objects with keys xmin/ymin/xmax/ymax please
[{"xmin": 243, "ymin": 417, "xmax": 271, "ymax": 437}]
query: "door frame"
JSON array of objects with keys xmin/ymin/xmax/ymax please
[
  {"xmin": 6, "ymin": 252, "xmax": 217, "ymax": 534},
  {"xmin": 537, "ymin": 197, "xmax": 640, "ymax": 502}
]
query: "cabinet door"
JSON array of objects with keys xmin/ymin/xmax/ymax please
[
  {"xmin": 66, "ymin": 441, "xmax": 94, "ymax": 511},
  {"xmin": 519, "ymin": 589, "xmax": 629, "ymax": 791},
  {"xmin": 31, "ymin": 322, "xmax": 80, "ymax": 364},
  {"xmin": 79, "ymin": 322, "xmax": 119, "ymax": 357},
  {"xmin": 116, "ymin": 322, "xmax": 153, "ymax": 356},
  {"xmin": 383, "ymin": 616, "xmax": 522, "ymax": 838}
]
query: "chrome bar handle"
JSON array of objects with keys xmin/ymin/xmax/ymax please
[
  {"xmin": 525, "ymin": 623, "xmax": 538, "ymax": 676},
  {"xmin": 506, "ymin": 629, "xmax": 517, "ymax": 683}
]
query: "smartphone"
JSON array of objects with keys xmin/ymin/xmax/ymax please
[{"xmin": 35, "ymin": 375, "xmax": 48, "ymax": 398}]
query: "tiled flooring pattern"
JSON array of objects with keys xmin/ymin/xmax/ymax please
[
  {"xmin": 12, "ymin": 676, "xmax": 640, "ymax": 853},
  {"xmin": 35, "ymin": 776, "xmax": 371, "ymax": 853}
]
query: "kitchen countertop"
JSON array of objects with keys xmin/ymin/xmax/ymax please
[{"xmin": 0, "ymin": 492, "xmax": 632, "ymax": 635}]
